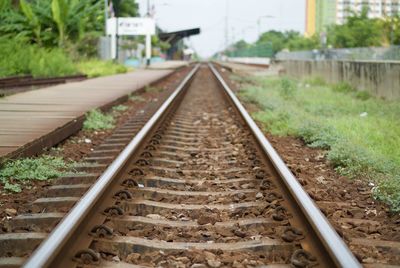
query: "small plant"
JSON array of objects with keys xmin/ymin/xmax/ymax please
[
  {"xmin": 0, "ymin": 156, "xmax": 70, "ymax": 193},
  {"xmin": 4, "ymin": 182, "xmax": 22, "ymax": 193},
  {"xmin": 129, "ymin": 94, "xmax": 145, "ymax": 102},
  {"xmin": 112, "ymin": 105, "xmax": 128, "ymax": 112},
  {"xmin": 253, "ymin": 110, "xmax": 293, "ymax": 136},
  {"xmin": 279, "ymin": 77, "xmax": 297, "ymax": 99},
  {"xmin": 83, "ymin": 109, "xmax": 114, "ymax": 130},
  {"xmin": 354, "ymin": 90, "xmax": 371, "ymax": 100},
  {"xmin": 374, "ymin": 176, "xmax": 400, "ymax": 212},
  {"xmin": 77, "ymin": 59, "xmax": 128, "ymax": 78},
  {"xmin": 297, "ymin": 121, "xmax": 339, "ymax": 149},
  {"xmin": 332, "ymin": 82, "xmax": 355, "ymax": 93}
]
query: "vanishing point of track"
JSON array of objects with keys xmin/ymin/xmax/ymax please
[{"xmin": 18, "ymin": 64, "xmax": 360, "ymax": 267}]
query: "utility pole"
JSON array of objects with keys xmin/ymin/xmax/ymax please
[
  {"xmin": 146, "ymin": 0, "xmax": 151, "ymax": 67},
  {"xmin": 225, "ymin": 0, "xmax": 229, "ymax": 50},
  {"xmin": 104, "ymin": 0, "xmax": 108, "ymax": 34}
]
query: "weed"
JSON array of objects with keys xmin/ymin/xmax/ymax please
[
  {"xmin": 112, "ymin": 105, "xmax": 128, "ymax": 112},
  {"xmin": 354, "ymin": 90, "xmax": 371, "ymax": 100},
  {"xmin": 4, "ymin": 182, "xmax": 21, "ymax": 193},
  {"xmin": 297, "ymin": 121, "xmax": 340, "ymax": 149},
  {"xmin": 332, "ymin": 82, "xmax": 355, "ymax": 93},
  {"xmin": 253, "ymin": 110, "xmax": 294, "ymax": 136},
  {"xmin": 0, "ymin": 156, "xmax": 69, "ymax": 193},
  {"xmin": 279, "ymin": 77, "xmax": 297, "ymax": 99},
  {"xmin": 129, "ymin": 94, "xmax": 145, "ymax": 102},
  {"xmin": 374, "ymin": 176, "xmax": 400, "ymax": 212},
  {"xmin": 83, "ymin": 109, "xmax": 114, "ymax": 130},
  {"xmin": 76, "ymin": 59, "xmax": 128, "ymax": 78}
]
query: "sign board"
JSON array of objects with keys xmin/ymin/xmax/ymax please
[{"xmin": 106, "ymin": 18, "xmax": 155, "ymax": 36}]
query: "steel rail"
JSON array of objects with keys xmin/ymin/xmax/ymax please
[
  {"xmin": 24, "ymin": 64, "xmax": 200, "ymax": 268},
  {"xmin": 209, "ymin": 63, "xmax": 361, "ymax": 268}
]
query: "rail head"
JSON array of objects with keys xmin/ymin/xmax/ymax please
[
  {"xmin": 209, "ymin": 62, "xmax": 361, "ymax": 268},
  {"xmin": 24, "ymin": 64, "xmax": 200, "ymax": 268}
]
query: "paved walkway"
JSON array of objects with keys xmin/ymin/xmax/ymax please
[{"xmin": 0, "ymin": 67, "xmax": 177, "ymax": 159}]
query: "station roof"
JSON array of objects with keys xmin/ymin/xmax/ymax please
[{"xmin": 158, "ymin": 28, "xmax": 200, "ymax": 45}]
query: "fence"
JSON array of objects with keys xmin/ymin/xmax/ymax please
[
  {"xmin": 226, "ymin": 43, "xmax": 273, "ymax": 58},
  {"xmin": 276, "ymin": 46, "xmax": 400, "ymax": 61}
]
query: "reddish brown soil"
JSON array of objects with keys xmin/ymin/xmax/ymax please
[
  {"xmin": 0, "ymin": 67, "xmax": 191, "ymax": 228},
  {"xmin": 218, "ymin": 65, "xmax": 400, "ymax": 265}
]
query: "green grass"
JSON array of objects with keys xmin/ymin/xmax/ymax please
[
  {"xmin": 112, "ymin": 105, "xmax": 128, "ymax": 112},
  {"xmin": 83, "ymin": 109, "xmax": 115, "ymax": 130},
  {"xmin": 0, "ymin": 156, "xmax": 70, "ymax": 193},
  {"xmin": 77, "ymin": 59, "xmax": 128, "ymax": 78},
  {"xmin": 129, "ymin": 94, "xmax": 145, "ymax": 102},
  {"xmin": 0, "ymin": 38, "xmax": 78, "ymax": 78},
  {"xmin": 238, "ymin": 75, "xmax": 400, "ymax": 211}
]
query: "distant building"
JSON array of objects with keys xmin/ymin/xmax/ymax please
[
  {"xmin": 305, "ymin": 0, "xmax": 400, "ymax": 36},
  {"xmin": 305, "ymin": 0, "xmax": 336, "ymax": 36}
]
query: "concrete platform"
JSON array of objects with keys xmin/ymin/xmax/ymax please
[{"xmin": 0, "ymin": 67, "xmax": 177, "ymax": 159}]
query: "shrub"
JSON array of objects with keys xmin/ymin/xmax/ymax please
[
  {"xmin": 83, "ymin": 109, "xmax": 115, "ymax": 130},
  {"xmin": 297, "ymin": 121, "xmax": 340, "ymax": 149},
  {"xmin": 77, "ymin": 59, "xmax": 128, "ymax": 78},
  {"xmin": 0, "ymin": 38, "xmax": 78, "ymax": 78}
]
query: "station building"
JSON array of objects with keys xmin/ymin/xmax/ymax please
[{"xmin": 305, "ymin": 0, "xmax": 400, "ymax": 36}]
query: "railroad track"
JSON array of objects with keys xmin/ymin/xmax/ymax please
[{"xmin": 1, "ymin": 64, "xmax": 362, "ymax": 267}]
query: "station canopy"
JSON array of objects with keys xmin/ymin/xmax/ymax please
[{"xmin": 158, "ymin": 28, "xmax": 200, "ymax": 47}]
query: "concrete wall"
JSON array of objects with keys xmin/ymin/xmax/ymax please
[
  {"xmin": 281, "ymin": 60, "xmax": 400, "ymax": 100},
  {"xmin": 227, "ymin": 57, "xmax": 270, "ymax": 66}
]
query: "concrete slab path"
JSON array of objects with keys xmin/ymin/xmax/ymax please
[{"xmin": 0, "ymin": 68, "xmax": 175, "ymax": 159}]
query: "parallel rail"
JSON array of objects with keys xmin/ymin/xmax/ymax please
[{"xmin": 24, "ymin": 63, "xmax": 359, "ymax": 267}]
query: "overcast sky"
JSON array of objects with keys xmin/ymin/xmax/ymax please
[{"xmin": 136, "ymin": 0, "xmax": 306, "ymax": 58}]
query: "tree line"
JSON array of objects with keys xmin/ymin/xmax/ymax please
[{"xmin": 229, "ymin": 9, "xmax": 400, "ymax": 56}]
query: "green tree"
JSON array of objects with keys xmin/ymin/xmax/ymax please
[
  {"xmin": 381, "ymin": 16, "xmax": 400, "ymax": 45},
  {"xmin": 0, "ymin": 0, "xmax": 104, "ymax": 48},
  {"xmin": 256, "ymin": 30, "xmax": 286, "ymax": 54},
  {"xmin": 111, "ymin": 0, "xmax": 139, "ymax": 17},
  {"xmin": 328, "ymin": 8, "xmax": 383, "ymax": 48},
  {"xmin": 256, "ymin": 30, "xmax": 318, "ymax": 54}
]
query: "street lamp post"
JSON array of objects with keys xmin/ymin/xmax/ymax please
[{"xmin": 257, "ymin": 15, "xmax": 274, "ymax": 39}]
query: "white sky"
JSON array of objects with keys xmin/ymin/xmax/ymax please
[{"xmin": 136, "ymin": 0, "xmax": 306, "ymax": 58}]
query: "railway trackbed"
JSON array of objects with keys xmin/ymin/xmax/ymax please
[{"xmin": 0, "ymin": 63, "xmax": 371, "ymax": 267}]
